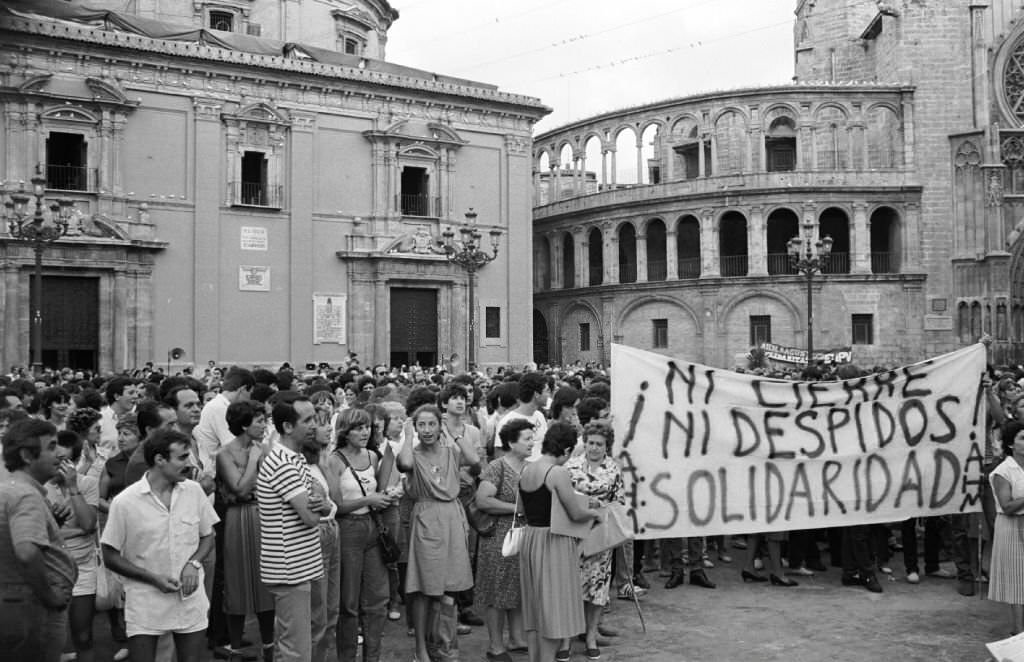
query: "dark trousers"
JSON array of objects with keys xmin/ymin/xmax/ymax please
[
  {"xmin": 901, "ymin": 517, "xmax": 944, "ymax": 575},
  {"xmin": 842, "ymin": 525, "xmax": 876, "ymax": 578},
  {"xmin": 663, "ymin": 537, "xmax": 704, "ymax": 571},
  {"xmin": 787, "ymin": 530, "xmax": 822, "ymax": 569}
]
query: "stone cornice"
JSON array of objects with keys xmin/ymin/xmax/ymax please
[{"xmin": 0, "ymin": 13, "xmax": 549, "ymax": 119}]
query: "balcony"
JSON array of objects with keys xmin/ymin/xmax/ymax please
[
  {"xmin": 821, "ymin": 253, "xmax": 850, "ymax": 274},
  {"xmin": 678, "ymin": 257, "xmax": 700, "ymax": 279},
  {"xmin": 767, "ymin": 253, "xmax": 796, "ymax": 275},
  {"xmin": 534, "ymin": 169, "xmax": 917, "ymax": 219},
  {"xmin": 230, "ymin": 182, "xmax": 283, "ymax": 209},
  {"xmin": 46, "ymin": 164, "xmax": 97, "ymax": 192},
  {"xmin": 588, "ymin": 267, "xmax": 603, "ymax": 286},
  {"xmin": 720, "ymin": 255, "xmax": 748, "ymax": 277},
  {"xmin": 400, "ymin": 193, "xmax": 440, "ymax": 217},
  {"xmin": 871, "ymin": 252, "xmax": 898, "ymax": 274}
]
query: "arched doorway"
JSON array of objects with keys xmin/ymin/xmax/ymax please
[
  {"xmin": 562, "ymin": 231, "xmax": 575, "ymax": 288},
  {"xmin": 588, "ymin": 227, "xmax": 603, "ymax": 286},
  {"xmin": 533, "ymin": 309, "xmax": 550, "ymax": 365},
  {"xmin": 819, "ymin": 207, "xmax": 851, "ymax": 274},
  {"xmin": 719, "ymin": 211, "xmax": 748, "ymax": 276}
]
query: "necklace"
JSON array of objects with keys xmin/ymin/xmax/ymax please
[{"xmin": 420, "ymin": 447, "xmax": 446, "ymax": 484}]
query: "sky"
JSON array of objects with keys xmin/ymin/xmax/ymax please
[{"xmin": 386, "ymin": 0, "xmax": 799, "ymax": 134}]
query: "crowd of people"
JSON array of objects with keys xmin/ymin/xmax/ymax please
[{"xmin": 1, "ymin": 351, "xmax": 1024, "ymax": 662}]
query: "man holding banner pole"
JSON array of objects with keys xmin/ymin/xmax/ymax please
[{"xmin": 662, "ymin": 537, "xmax": 716, "ymax": 590}]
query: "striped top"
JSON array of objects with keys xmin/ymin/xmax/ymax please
[{"xmin": 257, "ymin": 445, "xmax": 323, "ymax": 585}]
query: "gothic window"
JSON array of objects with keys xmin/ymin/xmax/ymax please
[
  {"xmin": 1002, "ymin": 134, "xmax": 1024, "ymax": 194},
  {"xmin": 1004, "ymin": 40, "xmax": 1024, "ymax": 124}
]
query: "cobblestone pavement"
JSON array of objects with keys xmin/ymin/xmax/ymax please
[{"xmin": 87, "ymin": 560, "xmax": 1005, "ymax": 662}]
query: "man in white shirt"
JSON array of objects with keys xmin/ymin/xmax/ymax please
[
  {"xmin": 193, "ymin": 367, "xmax": 254, "ymax": 473},
  {"xmin": 99, "ymin": 377, "xmax": 138, "ymax": 455},
  {"xmin": 494, "ymin": 372, "xmax": 551, "ymax": 460},
  {"xmin": 101, "ymin": 428, "xmax": 219, "ymax": 662}
]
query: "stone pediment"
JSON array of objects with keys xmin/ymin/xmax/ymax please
[
  {"xmin": 18, "ymin": 74, "xmax": 135, "ymax": 107},
  {"xmin": 364, "ymin": 119, "xmax": 467, "ymax": 148}
]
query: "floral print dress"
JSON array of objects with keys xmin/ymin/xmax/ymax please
[{"xmin": 566, "ymin": 455, "xmax": 624, "ymax": 605}]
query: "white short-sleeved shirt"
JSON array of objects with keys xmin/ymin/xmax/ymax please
[
  {"xmin": 101, "ymin": 474, "xmax": 219, "ymax": 636},
  {"xmin": 990, "ymin": 456, "xmax": 1024, "ymax": 515},
  {"xmin": 495, "ymin": 410, "xmax": 547, "ymax": 460}
]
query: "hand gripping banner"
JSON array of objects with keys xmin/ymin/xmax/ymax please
[{"xmin": 610, "ymin": 344, "xmax": 988, "ymax": 539}]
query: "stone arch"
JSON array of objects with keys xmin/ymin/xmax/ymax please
[
  {"xmin": 536, "ymin": 149, "xmax": 552, "ymax": 170},
  {"xmin": 533, "ymin": 309, "xmax": 550, "ymax": 365},
  {"xmin": 814, "ymin": 104, "xmax": 850, "ymax": 169},
  {"xmin": 237, "ymin": 102, "xmax": 289, "ymax": 123},
  {"xmin": 584, "ymin": 134, "xmax": 604, "ymax": 187},
  {"xmin": 711, "ymin": 106, "xmax": 750, "ymax": 126},
  {"xmin": 869, "ymin": 205, "xmax": 901, "ymax": 273},
  {"xmin": 40, "ymin": 106, "xmax": 99, "ymax": 124},
  {"xmin": 765, "ymin": 207, "xmax": 800, "ymax": 274},
  {"xmin": 813, "ymin": 102, "xmax": 850, "ymax": 121},
  {"xmin": 819, "ymin": 206, "xmax": 851, "ymax": 273},
  {"xmin": 640, "ymin": 123, "xmax": 661, "ymax": 184},
  {"xmin": 615, "ymin": 295, "xmax": 703, "ymax": 361},
  {"xmin": 559, "ymin": 301, "xmax": 603, "ymax": 364},
  {"xmin": 561, "ymin": 230, "xmax": 576, "ymax": 288},
  {"xmin": 618, "ymin": 221, "xmax": 638, "ymax": 283},
  {"xmin": 719, "ymin": 290, "xmax": 803, "ymax": 365},
  {"xmin": 675, "ymin": 214, "xmax": 701, "ymax": 279},
  {"xmin": 714, "ymin": 108, "xmax": 748, "ymax": 175},
  {"xmin": 613, "ymin": 125, "xmax": 640, "ymax": 184},
  {"xmin": 587, "ymin": 226, "xmax": 604, "ymax": 286},
  {"xmin": 671, "ymin": 113, "xmax": 701, "ymax": 136},
  {"xmin": 762, "ymin": 103, "xmax": 800, "ymax": 130},
  {"xmin": 646, "ymin": 217, "xmax": 668, "ymax": 281},
  {"xmin": 615, "ymin": 294, "xmax": 703, "ymax": 336},
  {"xmin": 865, "ymin": 104, "xmax": 903, "ymax": 169},
  {"xmin": 717, "ymin": 210, "xmax": 748, "ymax": 276}
]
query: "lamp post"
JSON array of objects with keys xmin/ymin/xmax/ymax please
[
  {"xmin": 442, "ymin": 208, "xmax": 502, "ymax": 372},
  {"xmin": 1, "ymin": 168, "xmax": 74, "ymax": 375},
  {"xmin": 787, "ymin": 217, "xmax": 833, "ymax": 368}
]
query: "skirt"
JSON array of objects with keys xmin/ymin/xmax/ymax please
[
  {"xmin": 989, "ymin": 513, "xmax": 1024, "ymax": 603},
  {"xmin": 222, "ymin": 502, "xmax": 274, "ymax": 614},
  {"xmin": 475, "ymin": 514, "xmax": 521, "ymax": 610},
  {"xmin": 405, "ymin": 499, "xmax": 473, "ymax": 596},
  {"xmin": 519, "ymin": 526, "xmax": 585, "ymax": 639}
]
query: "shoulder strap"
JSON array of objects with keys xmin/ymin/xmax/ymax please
[{"xmin": 334, "ymin": 449, "xmax": 369, "ymax": 498}]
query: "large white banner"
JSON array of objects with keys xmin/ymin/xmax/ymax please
[{"xmin": 610, "ymin": 344, "xmax": 988, "ymax": 539}]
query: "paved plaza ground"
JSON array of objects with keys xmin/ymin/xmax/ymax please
[{"xmin": 86, "ymin": 555, "xmax": 1007, "ymax": 662}]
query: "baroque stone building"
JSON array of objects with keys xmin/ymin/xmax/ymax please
[
  {"xmin": 0, "ymin": 0, "xmax": 548, "ymax": 372},
  {"xmin": 532, "ymin": 0, "xmax": 1024, "ymax": 368}
]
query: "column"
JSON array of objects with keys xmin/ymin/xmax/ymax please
[
  {"xmin": 971, "ymin": 4, "xmax": 991, "ymax": 130},
  {"xmin": 636, "ymin": 136, "xmax": 644, "ymax": 184},
  {"xmin": 698, "ymin": 137, "xmax": 706, "ymax": 177},
  {"xmin": 113, "ymin": 270, "xmax": 128, "ymax": 371},
  {"xmin": 191, "ymin": 99, "xmax": 223, "ymax": 363},
  {"xmin": 903, "ymin": 202, "xmax": 922, "ymax": 270},
  {"xmin": 374, "ymin": 277, "xmax": 387, "ymax": 365},
  {"xmin": 901, "ymin": 96, "xmax": 915, "ymax": 169},
  {"xmin": 748, "ymin": 206, "xmax": 768, "ymax": 276},
  {"xmin": 603, "ymin": 222, "xmax": 619, "ymax": 284},
  {"xmin": 551, "ymin": 233, "xmax": 564, "ymax": 289},
  {"xmin": 2, "ymin": 266, "xmax": 19, "ymax": 369},
  {"xmin": 600, "ymin": 149, "xmax": 608, "ymax": 189},
  {"xmin": 700, "ymin": 209, "xmax": 720, "ymax": 277},
  {"xmin": 552, "ymin": 162, "xmax": 561, "ymax": 199},
  {"xmin": 578, "ymin": 154, "xmax": 587, "ymax": 194},
  {"xmin": 609, "ymin": 150, "xmax": 617, "ymax": 186},
  {"xmin": 636, "ymin": 233, "xmax": 648, "ymax": 282},
  {"xmin": 851, "ymin": 202, "xmax": 871, "ymax": 274},
  {"xmin": 709, "ymin": 136, "xmax": 717, "ymax": 177},
  {"xmin": 846, "ymin": 127, "xmax": 856, "ymax": 169},
  {"xmin": 289, "ymin": 112, "xmax": 316, "ymax": 361},
  {"xmin": 574, "ymin": 226, "xmax": 588, "ymax": 287},
  {"xmin": 666, "ymin": 229, "xmax": 679, "ymax": 280}
]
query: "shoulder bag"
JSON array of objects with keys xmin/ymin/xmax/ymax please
[{"xmin": 336, "ymin": 449, "xmax": 401, "ymax": 564}]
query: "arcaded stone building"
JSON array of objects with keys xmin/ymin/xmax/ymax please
[
  {"xmin": 0, "ymin": 0, "xmax": 548, "ymax": 372},
  {"xmin": 532, "ymin": 0, "xmax": 1024, "ymax": 368}
]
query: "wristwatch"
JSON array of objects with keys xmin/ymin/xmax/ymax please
[{"xmin": 188, "ymin": 559, "xmax": 202, "ymax": 570}]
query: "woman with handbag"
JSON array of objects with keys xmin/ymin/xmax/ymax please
[
  {"xmin": 327, "ymin": 408, "xmax": 397, "ymax": 662},
  {"xmin": 519, "ymin": 422, "xmax": 601, "ymax": 662},
  {"xmin": 565, "ymin": 420, "xmax": 625, "ymax": 661},
  {"xmin": 397, "ymin": 404, "xmax": 480, "ymax": 662},
  {"xmin": 474, "ymin": 418, "xmax": 535, "ymax": 662}
]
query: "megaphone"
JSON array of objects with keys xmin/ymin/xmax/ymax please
[{"xmin": 167, "ymin": 347, "xmax": 186, "ymax": 374}]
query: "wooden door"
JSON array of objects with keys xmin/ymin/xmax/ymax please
[{"xmin": 389, "ymin": 288, "xmax": 438, "ymax": 368}]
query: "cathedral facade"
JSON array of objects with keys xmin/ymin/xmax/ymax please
[
  {"xmin": 0, "ymin": 0, "xmax": 548, "ymax": 373},
  {"xmin": 532, "ymin": 0, "xmax": 1024, "ymax": 369}
]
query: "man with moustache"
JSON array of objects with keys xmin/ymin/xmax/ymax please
[
  {"xmin": 101, "ymin": 428, "xmax": 219, "ymax": 662},
  {"xmin": 0, "ymin": 419, "xmax": 77, "ymax": 662}
]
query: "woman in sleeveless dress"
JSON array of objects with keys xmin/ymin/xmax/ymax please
[
  {"xmin": 988, "ymin": 421, "xmax": 1024, "ymax": 633},
  {"xmin": 518, "ymin": 422, "xmax": 600, "ymax": 662},
  {"xmin": 397, "ymin": 404, "xmax": 480, "ymax": 662}
]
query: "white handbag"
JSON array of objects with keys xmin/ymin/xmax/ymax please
[{"xmin": 501, "ymin": 485, "xmax": 525, "ymax": 558}]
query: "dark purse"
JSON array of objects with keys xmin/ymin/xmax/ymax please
[{"xmin": 336, "ymin": 450, "xmax": 401, "ymax": 564}]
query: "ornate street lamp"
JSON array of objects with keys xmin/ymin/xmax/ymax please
[
  {"xmin": 442, "ymin": 208, "xmax": 502, "ymax": 372},
  {"xmin": 787, "ymin": 214, "xmax": 833, "ymax": 368},
  {"xmin": 1, "ymin": 167, "xmax": 74, "ymax": 374}
]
